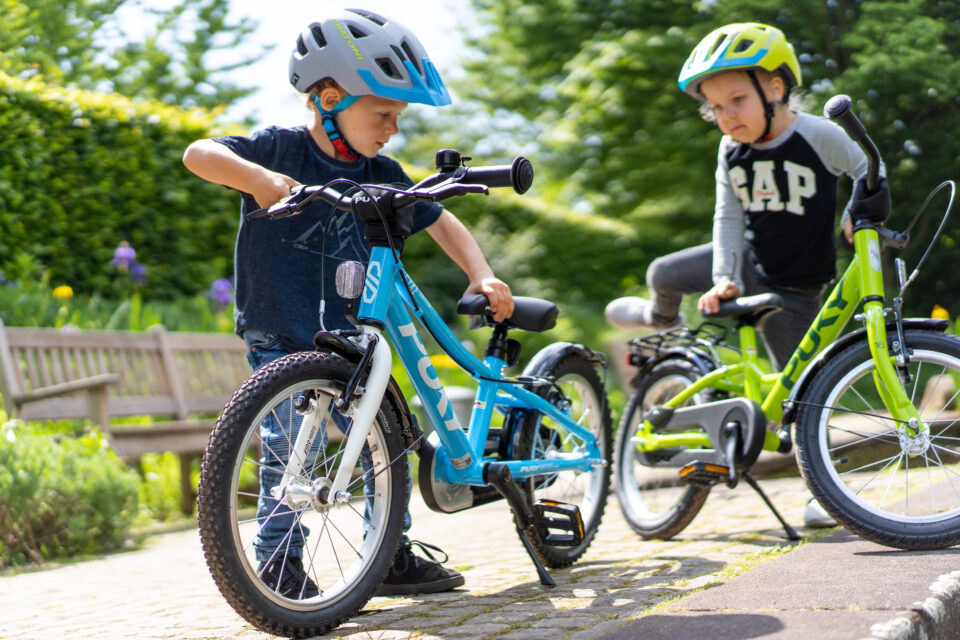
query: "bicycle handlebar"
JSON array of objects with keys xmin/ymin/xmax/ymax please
[
  {"xmin": 823, "ymin": 95, "xmax": 881, "ymax": 192},
  {"xmin": 247, "ymin": 152, "xmax": 533, "ymax": 221}
]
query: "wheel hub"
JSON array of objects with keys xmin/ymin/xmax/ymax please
[{"xmin": 898, "ymin": 419, "xmax": 930, "ymax": 456}]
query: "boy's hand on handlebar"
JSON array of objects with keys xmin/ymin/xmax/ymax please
[
  {"xmin": 698, "ymin": 281, "xmax": 741, "ymax": 315},
  {"xmin": 253, "ymin": 171, "xmax": 300, "ymax": 209},
  {"xmin": 466, "ymin": 277, "xmax": 514, "ymax": 323}
]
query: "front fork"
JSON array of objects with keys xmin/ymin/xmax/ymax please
[
  {"xmin": 276, "ymin": 327, "xmax": 393, "ymax": 505},
  {"xmin": 855, "ymin": 229, "xmax": 923, "ymax": 435}
]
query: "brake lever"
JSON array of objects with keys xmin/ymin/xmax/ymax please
[
  {"xmin": 877, "ymin": 226, "xmax": 909, "ymax": 250},
  {"xmin": 245, "ymin": 186, "xmax": 307, "ymax": 221},
  {"xmin": 421, "ymin": 182, "xmax": 489, "ymax": 200}
]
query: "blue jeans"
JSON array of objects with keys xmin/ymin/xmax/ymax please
[{"xmin": 244, "ymin": 329, "xmax": 412, "ymax": 562}]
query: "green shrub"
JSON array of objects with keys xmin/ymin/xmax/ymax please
[
  {"xmin": 0, "ymin": 71, "xmax": 239, "ymax": 300},
  {"xmin": 0, "ymin": 421, "xmax": 140, "ymax": 568}
]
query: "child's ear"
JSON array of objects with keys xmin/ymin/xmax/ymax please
[
  {"xmin": 318, "ymin": 85, "xmax": 348, "ymax": 112},
  {"xmin": 769, "ymin": 76, "xmax": 786, "ymax": 103}
]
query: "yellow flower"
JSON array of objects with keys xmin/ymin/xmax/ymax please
[
  {"xmin": 932, "ymin": 304, "xmax": 950, "ymax": 320},
  {"xmin": 52, "ymin": 285, "xmax": 73, "ymax": 299}
]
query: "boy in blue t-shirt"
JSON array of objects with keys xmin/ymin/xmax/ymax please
[{"xmin": 184, "ymin": 9, "xmax": 513, "ymax": 598}]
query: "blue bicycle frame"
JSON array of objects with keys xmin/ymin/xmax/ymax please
[{"xmin": 356, "ymin": 245, "xmax": 604, "ymax": 487}]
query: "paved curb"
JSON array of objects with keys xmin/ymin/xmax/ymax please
[
  {"xmin": 867, "ymin": 570, "xmax": 960, "ymax": 640},
  {"xmin": 601, "ymin": 527, "xmax": 960, "ymax": 640}
]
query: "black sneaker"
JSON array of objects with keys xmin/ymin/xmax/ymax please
[
  {"xmin": 375, "ymin": 539, "xmax": 465, "ymax": 596},
  {"xmin": 259, "ymin": 555, "xmax": 320, "ymax": 599}
]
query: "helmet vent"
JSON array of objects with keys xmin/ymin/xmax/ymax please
[
  {"xmin": 708, "ymin": 33, "xmax": 727, "ymax": 57},
  {"xmin": 400, "ymin": 41, "xmax": 421, "ymax": 75},
  {"xmin": 734, "ymin": 38, "xmax": 754, "ymax": 53},
  {"xmin": 347, "ymin": 9, "xmax": 386, "ymax": 26},
  {"xmin": 349, "ymin": 24, "xmax": 369, "ymax": 38},
  {"xmin": 376, "ymin": 57, "xmax": 402, "ymax": 80},
  {"xmin": 310, "ymin": 26, "xmax": 326, "ymax": 49},
  {"xmin": 296, "ymin": 35, "xmax": 308, "ymax": 56}
]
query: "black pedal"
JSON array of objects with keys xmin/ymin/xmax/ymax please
[
  {"xmin": 679, "ymin": 461, "xmax": 730, "ymax": 487},
  {"xmin": 533, "ymin": 499, "xmax": 584, "ymax": 546}
]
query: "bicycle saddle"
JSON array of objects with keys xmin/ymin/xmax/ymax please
[
  {"xmin": 702, "ymin": 293, "xmax": 784, "ymax": 323},
  {"xmin": 457, "ymin": 294, "xmax": 558, "ymax": 332}
]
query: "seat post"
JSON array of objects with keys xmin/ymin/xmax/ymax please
[{"xmin": 484, "ymin": 325, "xmax": 510, "ymax": 363}]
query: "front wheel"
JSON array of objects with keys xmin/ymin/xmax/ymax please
[
  {"xmin": 514, "ymin": 350, "xmax": 612, "ymax": 567},
  {"xmin": 796, "ymin": 330, "xmax": 960, "ymax": 550},
  {"xmin": 198, "ymin": 351, "xmax": 408, "ymax": 638},
  {"xmin": 614, "ymin": 358, "xmax": 713, "ymax": 539}
]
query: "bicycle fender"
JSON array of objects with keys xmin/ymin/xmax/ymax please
[
  {"xmin": 312, "ymin": 332, "xmax": 420, "ymax": 450},
  {"xmin": 628, "ymin": 348, "xmax": 717, "ymax": 387},
  {"xmin": 522, "ymin": 341, "xmax": 605, "ymax": 377},
  {"xmin": 782, "ymin": 317, "xmax": 949, "ymax": 424}
]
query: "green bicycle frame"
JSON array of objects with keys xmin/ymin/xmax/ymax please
[{"xmin": 633, "ymin": 225, "xmax": 922, "ymax": 453}]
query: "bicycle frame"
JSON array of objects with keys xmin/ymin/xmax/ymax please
[
  {"xmin": 335, "ymin": 244, "xmax": 604, "ymax": 488},
  {"xmin": 633, "ymin": 224, "xmax": 923, "ymax": 453}
]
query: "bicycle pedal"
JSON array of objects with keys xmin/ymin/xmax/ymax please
[
  {"xmin": 679, "ymin": 461, "xmax": 730, "ymax": 487},
  {"xmin": 533, "ymin": 499, "xmax": 584, "ymax": 546}
]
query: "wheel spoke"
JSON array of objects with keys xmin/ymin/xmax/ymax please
[{"xmin": 839, "ymin": 451, "xmax": 902, "ymax": 477}]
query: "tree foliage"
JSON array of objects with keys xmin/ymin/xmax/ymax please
[
  {"xmin": 0, "ymin": 0, "xmax": 259, "ymax": 111},
  {"xmin": 463, "ymin": 0, "xmax": 960, "ymax": 314}
]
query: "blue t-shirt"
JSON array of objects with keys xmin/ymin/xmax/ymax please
[{"xmin": 215, "ymin": 125, "xmax": 443, "ymax": 351}]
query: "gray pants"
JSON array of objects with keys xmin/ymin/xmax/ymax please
[{"xmin": 648, "ymin": 243, "xmax": 823, "ymax": 370}]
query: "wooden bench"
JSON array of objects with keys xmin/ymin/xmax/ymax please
[{"xmin": 0, "ymin": 320, "xmax": 251, "ymax": 513}]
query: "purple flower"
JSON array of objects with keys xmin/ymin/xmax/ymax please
[
  {"xmin": 130, "ymin": 263, "xmax": 147, "ymax": 283},
  {"xmin": 110, "ymin": 241, "xmax": 137, "ymax": 270},
  {"xmin": 209, "ymin": 278, "xmax": 233, "ymax": 309}
]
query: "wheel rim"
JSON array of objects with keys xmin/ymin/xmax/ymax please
[
  {"xmin": 816, "ymin": 348, "xmax": 960, "ymax": 523},
  {"xmin": 620, "ymin": 373, "xmax": 705, "ymax": 523},
  {"xmin": 529, "ymin": 372, "xmax": 605, "ymax": 525},
  {"xmin": 228, "ymin": 379, "xmax": 394, "ymax": 609}
]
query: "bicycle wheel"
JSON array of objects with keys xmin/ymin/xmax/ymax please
[
  {"xmin": 198, "ymin": 351, "xmax": 407, "ymax": 638},
  {"xmin": 615, "ymin": 358, "xmax": 712, "ymax": 539},
  {"xmin": 515, "ymin": 350, "xmax": 611, "ymax": 568},
  {"xmin": 796, "ymin": 330, "xmax": 960, "ymax": 550}
]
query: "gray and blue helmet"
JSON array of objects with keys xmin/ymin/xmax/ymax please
[{"xmin": 289, "ymin": 8, "xmax": 451, "ymax": 107}]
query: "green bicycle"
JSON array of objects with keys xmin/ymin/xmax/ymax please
[{"xmin": 614, "ymin": 95, "xmax": 960, "ymax": 550}]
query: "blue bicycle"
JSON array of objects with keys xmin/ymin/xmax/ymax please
[{"xmin": 197, "ymin": 151, "xmax": 612, "ymax": 637}]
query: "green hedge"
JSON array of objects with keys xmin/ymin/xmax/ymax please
[
  {"xmin": 0, "ymin": 422, "xmax": 140, "ymax": 568},
  {"xmin": 0, "ymin": 70, "xmax": 685, "ymax": 313},
  {"xmin": 0, "ymin": 71, "xmax": 238, "ymax": 299}
]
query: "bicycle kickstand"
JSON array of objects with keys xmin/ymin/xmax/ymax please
[
  {"xmin": 723, "ymin": 423, "xmax": 799, "ymax": 541},
  {"xmin": 742, "ymin": 471, "xmax": 800, "ymax": 541}
]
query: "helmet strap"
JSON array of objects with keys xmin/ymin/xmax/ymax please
[
  {"xmin": 746, "ymin": 70, "xmax": 775, "ymax": 144},
  {"xmin": 311, "ymin": 94, "xmax": 361, "ymax": 161}
]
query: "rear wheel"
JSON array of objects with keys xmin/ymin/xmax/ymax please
[
  {"xmin": 198, "ymin": 351, "xmax": 407, "ymax": 638},
  {"xmin": 796, "ymin": 330, "xmax": 960, "ymax": 550},
  {"xmin": 615, "ymin": 358, "xmax": 713, "ymax": 539},
  {"xmin": 514, "ymin": 351, "xmax": 612, "ymax": 567}
]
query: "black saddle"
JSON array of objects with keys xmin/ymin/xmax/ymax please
[
  {"xmin": 457, "ymin": 294, "xmax": 558, "ymax": 333},
  {"xmin": 701, "ymin": 293, "xmax": 784, "ymax": 325}
]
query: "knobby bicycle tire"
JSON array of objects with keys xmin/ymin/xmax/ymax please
[{"xmin": 197, "ymin": 351, "xmax": 407, "ymax": 638}]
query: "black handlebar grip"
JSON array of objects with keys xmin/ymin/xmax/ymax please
[
  {"xmin": 824, "ymin": 94, "xmax": 880, "ymax": 192},
  {"xmin": 511, "ymin": 157, "xmax": 534, "ymax": 194},
  {"xmin": 460, "ymin": 157, "xmax": 534, "ymax": 194}
]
